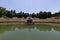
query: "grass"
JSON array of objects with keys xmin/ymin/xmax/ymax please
[{"xmin": 0, "ymin": 23, "xmax": 60, "ymax": 27}]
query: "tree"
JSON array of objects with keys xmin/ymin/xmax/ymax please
[
  {"xmin": 47, "ymin": 12, "xmax": 52, "ymax": 18},
  {"xmin": 16, "ymin": 11, "xmax": 24, "ymax": 18},
  {"xmin": 0, "ymin": 11, "xmax": 3, "ymax": 17},
  {"xmin": 53, "ymin": 11, "xmax": 60, "ymax": 19},
  {"xmin": 38, "ymin": 11, "xmax": 52, "ymax": 19},
  {"xmin": 0, "ymin": 7, "xmax": 6, "ymax": 17},
  {"xmin": 10, "ymin": 10, "xmax": 16, "ymax": 17},
  {"xmin": 31, "ymin": 13, "xmax": 35, "ymax": 18},
  {"xmin": 23, "ymin": 13, "xmax": 29, "ymax": 19},
  {"xmin": 5, "ymin": 11, "xmax": 13, "ymax": 18},
  {"xmin": 35, "ymin": 13, "xmax": 39, "ymax": 18},
  {"xmin": 38, "ymin": 11, "xmax": 43, "ymax": 18}
]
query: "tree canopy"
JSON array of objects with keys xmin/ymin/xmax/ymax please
[{"xmin": 0, "ymin": 7, "xmax": 60, "ymax": 19}]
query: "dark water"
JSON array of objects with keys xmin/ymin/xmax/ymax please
[{"xmin": 0, "ymin": 24, "xmax": 60, "ymax": 40}]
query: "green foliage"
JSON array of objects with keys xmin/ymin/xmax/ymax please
[
  {"xmin": 0, "ymin": 7, "xmax": 60, "ymax": 19},
  {"xmin": 35, "ymin": 13, "xmax": 39, "ymax": 18},
  {"xmin": 53, "ymin": 11, "xmax": 60, "ymax": 17},
  {"xmin": 23, "ymin": 13, "xmax": 29, "ymax": 19},
  {"xmin": 47, "ymin": 12, "xmax": 52, "ymax": 18},
  {"xmin": 0, "ymin": 7, "xmax": 6, "ymax": 17},
  {"xmin": 10, "ymin": 10, "xmax": 16, "ymax": 17},
  {"xmin": 52, "ymin": 11, "xmax": 60, "ymax": 19},
  {"xmin": 5, "ymin": 11, "xmax": 13, "ymax": 18},
  {"xmin": 16, "ymin": 11, "xmax": 24, "ymax": 18},
  {"xmin": 0, "ymin": 11, "xmax": 3, "ymax": 17},
  {"xmin": 38, "ymin": 11, "xmax": 52, "ymax": 19},
  {"xmin": 31, "ymin": 13, "xmax": 36, "ymax": 18}
]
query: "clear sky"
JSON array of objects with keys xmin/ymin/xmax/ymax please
[{"xmin": 0, "ymin": 0, "xmax": 60, "ymax": 13}]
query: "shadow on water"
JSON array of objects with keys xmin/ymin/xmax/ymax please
[{"xmin": 0, "ymin": 23, "xmax": 60, "ymax": 33}]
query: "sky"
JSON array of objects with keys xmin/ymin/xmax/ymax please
[{"xmin": 0, "ymin": 0, "xmax": 60, "ymax": 13}]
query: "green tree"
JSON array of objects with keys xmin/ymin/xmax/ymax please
[
  {"xmin": 10, "ymin": 10, "xmax": 16, "ymax": 17},
  {"xmin": 53, "ymin": 11, "xmax": 60, "ymax": 19},
  {"xmin": 31, "ymin": 13, "xmax": 35, "ymax": 18},
  {"xmin": 35, "ymin": 13, "xmax": 39, "ymax": 18},
  {"xmin": 16, "ymin": 11, "xmax": 24, "ymax": 18},
  {"xmin": 47, "ymin": 12, "xmax": 52, "ymax": 18},
  {"xmin": 38, "ymin": 11, "xmax": 43, "ymax": 18},
  {"xmin": 23, "ymin": 13, "xmax": 29, "ymax": 19},
  {"xmin": 0, "ymin": 7, "xmax": 6, "ymax": 17},
  {"xmin": 0, "ymin": 11, "xmax": 3, "ymax": 17},
  {"xmin": 38, "ymin": 11, "xmax": 52, "ymax": 19},
  {"xmin": 5, "ymin": 11, "xmax": 13, "ymax": 18}
]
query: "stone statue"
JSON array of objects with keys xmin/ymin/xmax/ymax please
[{"xmin": 25, "ymin": 17, "xmax": 34, "ymax": 25}]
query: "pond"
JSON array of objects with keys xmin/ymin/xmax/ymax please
[{"xmin": 0, "ymin": 23, "xmax": 60, "ymax": 40}]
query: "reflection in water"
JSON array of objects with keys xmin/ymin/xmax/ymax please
[
  {"xmin": 0, "ymin": 24, "xmax": 60, "ymax": 40},
  {"xmin": 0, "ymin": 24, "xmax": 60, "ymax": 33}
]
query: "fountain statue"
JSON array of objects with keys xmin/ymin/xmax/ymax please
[{"xmin": 25, "ymin": 17, "xmax": 34, "ymax": 25}]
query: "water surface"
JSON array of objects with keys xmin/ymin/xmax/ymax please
[{"xmin": 0, "ymin": 24, "xmax": 60, "ymax": 40}]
